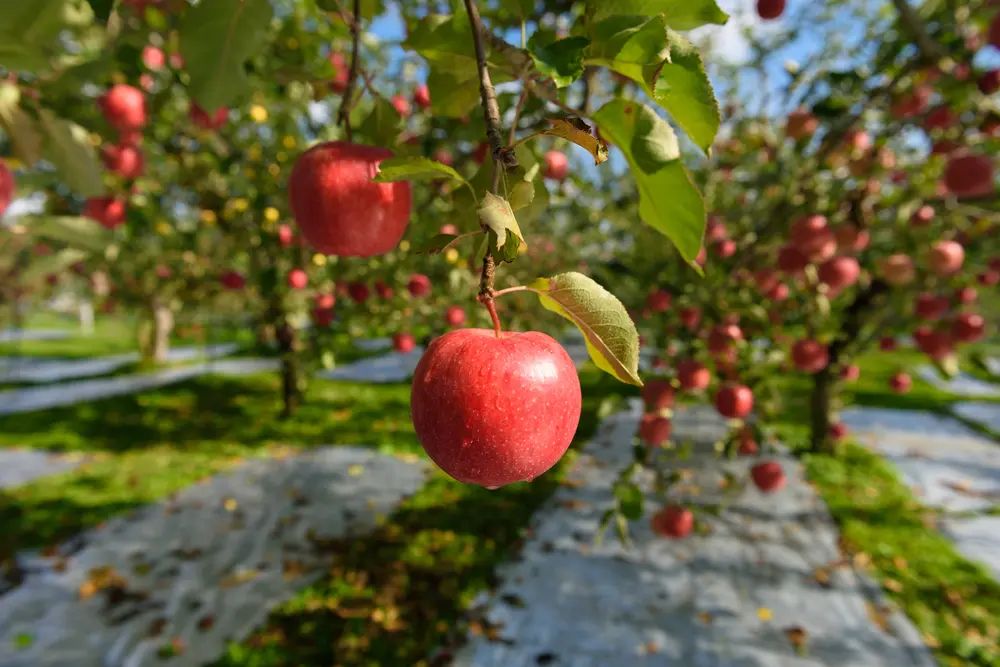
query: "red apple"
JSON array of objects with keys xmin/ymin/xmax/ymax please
[
  {"xmin": 393, "ymin": 332, "xmax": 416, "ymax": 353},
  {"xmin": 751, "ymin": 461, "xmax": 785, "ymax": 493},
  {"xmin": 754, "ymin": 268, "xmax": 781, "ymax": 293},
  {"xmin": 979, "ymin": 270, "xmax": 1000, "ymax": 287},
  {"xmin": 141, "ymin": 45, "xmax": 165, "ymax": 70},
  {"xmin": 288, "ymin": 141, "xmax": 412, "ymax": 257},
  {"xmin": 705, "ymin": 215, "xmax": 727, "ymax": 241},
  {"xmin": 790, "ymin": 215, "xmax": 836, "ymax": 261},
  {"xmin": 391, "ymin": 94, "xmax": 412, "ymax": 118},
  {"xmin": 639, "ymin": 413, "xmax": 672, "ymax": 446},
  {"xmin": 410, "ymin": 329, "xmax": 581, "ymax": 487},
  {"xmin": 329, "ymin": 52, "xmax": 349, "ymax": 92},
  {"xmin": 190, "ymin": 104, "xmax": 228, "ymax": 130},
  {"xmin": 348, "ymin": 282, "xmax": 370, "ymax": 304},
  {"xmin": 880, "ymin": 254, "xmax": 916, "ymax": 286},
  {"xmin": 840, "ymin": 364, "xmax": 861, "ymax": 382},
  {"xmin": 0, "ymin": 159, "xmax": 14, "ymax": 217},
  {"xmin": 642, "ymin": 380, "xmax": 675, "ymax": 411},
  {"xmin": 707, "ymin": 324, "xmax": 743, "ymax": 354},
  {"xmin": 315, "ymin": 292, "xmax": 335, "ymax": 309},
  {"xmin": 695, "ymin": 246, "xmax": 708, "ymax": 266},
  {"xmin": 791, "ymin": 339, "xmax": 829, "ymax": 374},
  {"xmin": 756, "ymin": 0, "xmax": 785, "ymax": 20},
  {"xmin": 991, "ymin": 14, "xmax": 1000, "ymax": 49},
  {"xmin": 473, "ymin": 142, "xmax": 489, "ymax": 164},
  {"xmin": 287, "ymin": 268, "xmax": 308, "ymax": 289},
  {"xmin": 679, "ymin": 307, "xmax": 701, "ymax": 331},
  {"xmin": 890, "ymin": 372, "xmax": 912, "ymax": 394},
  {"xmin": 278, "ymin": 224, "xmax": 294, "ymax": 247},
  {"xmin": 818, "ymin": 256, "xmax": 860, "ymax": 293},
  {"xmin": 715, "ymin": 239, "xmax": 737, "ymax": 258},
  {"xmin": 829, "ymin": 423, "xmax": 848, "ymax": 441},
  {"xmin": 544, "ymin": 150, "xmax": 569, "ymax": 181},
  {"xmin": 766, "ymin": 283, "xmax": 790, "ymax": 301},
  {"xmin": 844, "ymin": 128, "xmax": 871, "ymax": 152},
  {"xmin": 407, "ymin": 273, "xmax": 431, "ymax": 297},
  {"xmin": 924, "ymin": 107, "xmax": 956, "ymax": 131},
  {"xmin": 955, "ymin": 286, "xmax": 977, "ymax": 304},
  {"xmin": 220, "ymin": 270, "xmax": 246, "ymax": 290},
  {"xmin": 738, "ymin": 436, "xmax": 760, "ymax": 456},
  {"xmin": 944, "ymin": 154, "xmax": 994, "ymax": 198},
  {"xmin": 433, "ymin": 148, "xmax": 453, "ymax": 166},
  {"xmin": 83, "ymin": 197, "xmax": 126, "ymax": 229},
  {"xmin": 880, "ymin": 336, "xmax": 898, "ymax": 352},
  {"xmin": 952, "ymin": 312, "xmax": 986, "ymax": 343},
  {"xmin": 647, "ymin": 289, "xmax": 671, "ymax": 312},
  {"xmin": 677, "ymin": 360, "xmax": 711, "ymax": 391},
  {"xmin": 445, "ymin": 305, "xmax": 467, "ymax": 327},
  {"xmin": 99, "ymin": 84, "xmax": 146, "ymax": 132},
  {"xmin": 101, "ymin": 144, "xmax": 144, "ymax": 179},
  {"xmin": 375, "ymin": 280, "xmax": 394, "ymax": 300},
  {"xmin": 650, "ymin": 505, "xmax": 693, "ymax": 539},
  {"xmin": 979, "ymin": 70, "xmax": 1000, "ymax": 95},
  {"xmin": 834, "ymin": 225, "xmax": 869, "ymax": 253},
  {"xmin": 915, "ymin": 292, "xmax": 950, "ymax": 321},
  {"xmin": 413, "ymin": 84, "xmax": 431, "ymax": 110},
  {"xmin": 786, "ymin": 107, "xmax": 818, "ymax": 140},
  {"xmin": 714, "ymin": 384, "xmax": 753, "ymax": 419},
  {"xmin": 927, "ymin": 240, "xmax": 964, "ymax": 276},
  {"xmin": 312, "ymin": 305, "xmax": 334, "ymax": 327},
  {"xmin": 777, "ymin": 244, "xmax": 809, "ymax": 273}
]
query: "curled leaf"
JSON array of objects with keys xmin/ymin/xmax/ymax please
[
  {"xmin": 478, "ymin": 192, "xmax": 526, "ymax": 264},
  {"xmin": 542, "ymin": 117, "xmax": 609, "ymax": 164}
]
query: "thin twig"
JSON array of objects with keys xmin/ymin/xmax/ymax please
[
  {"xmin": 508, "ymin": 86, "xmax": 528, "ymax": 146},
  {"xmin": 888, "ymin": 0, "xmax": 947, "ymax": 62},
  {"xmin": 337, "ymin": 0, "xmax": 362, "ymax": 141}
]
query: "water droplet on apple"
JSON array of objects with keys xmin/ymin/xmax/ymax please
[{"xmin": 485, "ymin": 485, "xmax": 499, "ymax": 491}]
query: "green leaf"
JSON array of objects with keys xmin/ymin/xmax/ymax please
[
  {"xmin": 372, "ymin": 156, "xmax": 471, "ymax": 193},
  {"xmin": 405, "ymin": 12, "xmax": 514, "ymax": 79},
  {"xmin": 594, "ymin": 98, "xmax": 704, "ymax": 264},
  {"xmin": 19, "ymin": 248, "xmax": 88, "ymax": 284},
  {"xmin": 527, "ymin": 271, "xmax": 642, "ymax": 386},
  {"xmin": 508, "ymin": 180, "xmax": 534, "ymax": 211},
  {"xmin": 0, "ymin": 84, "xmax": 43, "ymax": 166},
  {"xmin": 414, "ymin": 233, "xmax": 472, "ymax": 255},
  {"xmin": 613, "ymin": 482, "xmax": 644, "ymax": 520},
  {"xmin": 424, "ymin": 68, "xmax": 481, "ymax": 118},
  {"xmin": 585, "ymin": 0, "xmax": 728, "ymax": 30},
  {"xmin": 85, "ymin": 0, "xmax": 115, "ymax": 22},
  {"xmin": 178, "ymin": 0, "xmax": 273, "ymax": 110},
  {"xmin": 316, "ymin": 0, "xmax": 383, "ymax": 20},
  {"xmin": 358, "ymin": 96, "xmax": 402, "ymax": 146},
  {"xmin": 37, "ymin": 109, "xmax": 104, "ymax": 197},
  {"xmin": 614, "ymin": 513, "xmax": 630, "ymax": 545},
  {"xmin": 527, "ymin": 32, "xmax": 589, "ymax": 88},
  {"xmin": 22, "ymin": 215, "xmax": 113, "ymax": 252},
  {"xmin": 537, "ymin": 117, "xmax": 609, "ymax": 164},
  {"xmin": 0, "ymin": 0, "xmax": 88, "ymax": 72},
  {"xmin": 651, "ymin": 30, "xmax": 720, "ymax": 153},
  {"xmin": 478, "ymin": 192, "xmax": 526, "ymax": 264}
]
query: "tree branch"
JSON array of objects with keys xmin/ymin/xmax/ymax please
[
  {"xmin": 888, "ymin": 0, "xmax": 947, "ymax": 62},
  {"xmin": 337, "ymin": 0, "xmax": 362, "ymax": 141}
]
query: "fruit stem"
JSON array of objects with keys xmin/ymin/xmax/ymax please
[
  {"xmin": 337, "ymin": 0, "xmax": 362, "ymax": 142},
  {"xmin": 481, "ymin": 296, "xmax": 503, "ymax": 337},
  {"xmin": 492, "ymin": 286, "xmax": 528, "ymax": 299}
]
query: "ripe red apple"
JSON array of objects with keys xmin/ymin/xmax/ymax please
[
  {"xmin": 707, "ymin": 324, "xmax": 743, "ymax": 354},
  {"xmin": 844, "ymin": 128, "xmax": 871, "ymax": 152},
  {"xmin": 955, "ymin": 286, "xmax": 977, "ymax": 304},
  {"xmin": 890, "ymin": 372, "xmax": 912, "ymax": 394},
  {"xmin": 944, "ymin": 154, "xmax": 994, "ymax": 198},
  {"xmin": 312, "ymin": 306, "xmax": 334, "ymax": 327},
  {"xmin": 472, "ymin": 142, "xmax": 489, "ymax": 164},
  {"xmin": 880, "ymin": 254, "xmax": 916, "ymax": 286},
  {"xmin": 413, "ymin": 84, "xmax": 431, "ymax": 110},
  {"xmin": 829, "ymin": 422, "xmax": 848, "ymax": 441},
  {"xmin": 991, "ymin": 14, "xmax": 1000, "ymax": 49},
  {"xmin": 840, "ymin": 364, "xmax": 861, "ymax": 382},
  {"xmin": 818, "ymin": 256, "xmax": 860, "ymax": 293},
  {"xmin": 393, "ymin": 332, "xmax": 416, "ymax": 353},
  {"xmin": 879, "ymin": 336, "xmax": 897, "ymax": 352},
  {"xmin": 705, "ymin": 215, "xmax": 727, "ymax": 241},
  {"xmin": 440, "ymin": 223, "xmax": 459, "ymax": 236},
  {"xmin": 410, "ymin": 328, "xmax": 581, "ymax": 488},
  {"xmin": 738, "ymin": 436, "xmax": 760, "ymax": 456},
  {"xmin": 786, "ymin": 107, "xmax": 818, "ymax": 140},
  {"xmin": 100, "ymin": 84, "xmax": 146, "ymax": 131},
  {"xmin": 927, "ymin": 240, "xmax": 965, "ymax": 276},
  {"xmin": 315, "ymin": 292, "xmax": 335, "ymax": 309},
  {"xmin": 288, "ymin": 141, "xmax": 412, "ymax": 257},
  {"xmin": 979, "ymin": 270, "xmax": 1000, "ymax": 287},
  {"xmin": 375, "ymin": 280, "xmax": 394, "ymax": 300},
  {"xmin": 714, "ymin": 384, "xmax": 753, "ymax": 419},
  {"xmin": 220, "ymin": 270, "xmax": 246, "ymax": 290},
  {"xmin": 445, "ymin": 305, "xmax": 467, "ymax": 327},
  {"xmin": 83, "ymin": 197, "xmax": 126, "ymax": 229},
  {"xmin": 791, "ymin": 339, "xmax": 829, "ymax": 374},
  {"xmin": 141, "ymin": 45, "xmax": 165, "ymax": 70},
  {"xmin": 328, "ymin": 52, "xmax": 349, "ymax": 92},
  {"xmin": 278, "ymin": 224, "xmax": 294, "ymax": 247},
  {"xmin": 980, "ymin": 70, "xmax": 1000, "ymax": 95},
  {"xmin": 767, "ymin": 283, "xmax": 790, "ymax": 301},
  {"xmin": 777, "ymin": 244, "xmax": 809, "ymax": 274},
  {"xmin": 915, "ymin": 292, "xmax": 950, "ymax": 321},
  {"xmin": 909, "ymin": 205, "xmax": 934, "ymax": 227},
  {"xmin": 790, "ymin": 215, "xmax": 836, "ymax": 261},
  {"xmin": 919, "ymin": 331, "xmax": 954, "ymax": 361},
  {"xmin": 754, "ymin": 268, "xmax": 781, "ymax": 293},
  {"xmin": 639, "ymin": 413, "xmax": 672, "ymax": 446},
  {"xmin": 695, "ymin": 246, "xmax": 708, "ymax": 266},
  {"xmin": 677, "ymin": 360, "xmax": 711, "ymax": 391},
  {"xmin": 715, "ymin": 239, "xmax": 737, "ymax": 258},
  {"xmin": 679, "ymin": 307, "xmax": 701, "ymax": 331},
  {"xmin": 924, "ymin": 107, "xmax": 956, "ymax": 131},
  {"xmin": 647, "ymin": 289, "xmax": 671, "ymax": 312},
  {"xmin": 650, "ymin": 505, "xmax": 693, "ymax": 539},
  {"xmin": 642, "ymin": 380, "xmax": 675, "ymax": 411},
  {"xmin": 544, "ymin": 150, "xmax": 569, "ymax": 181},
  {"xmin": 101, "ymin": 144, "xmax": 144, "ymax": 179},
  {"xmin": 433, "ymin": 148, "xmax": 453, "ymax": 166},
  {"xmin": 0, "ymin": 159, "xmax": 14, "ymax": 217},
  {"xmin": 348, "ymin": 282, "xmax": 370, "ymax": 304},
  {"xmin": 833, "ymin": 225, "xmax": 869, "ymax": 253},
  {"xmin": 756, "ymin": 0, "xmax": 785, "ymax": 20},
  {"xmin": 391, "ymin": 94, "xmax": 412, "ymax": 118},
  {"xmin": 751, "ymin": 461, "xmax": 785, "ymax": 493},
  {"xmin": 190, "ymin": 104, "xmax": 228, "ymax": 130},
  {"xmin": 407, "ymin": 273, "xmax": 431, "ymax": 297},
  {"xmin": 952, "ymin": 312, "xmax": 986, "ymax": 343},
  {"xmin": 287, "ymin": 268, "xmax": 308, "ymax": 289}
]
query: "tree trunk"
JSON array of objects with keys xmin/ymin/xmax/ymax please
[
  {"xmin": 810, "ymin": 367, "xmax": 834, "ymax": 453},
  {"xmin": 276, "ymin": 321, "xmax": 301, "ymax": 418},
  {"xmin": 139, "ymin": 298, "xmax": 174, "ymax": 365}
]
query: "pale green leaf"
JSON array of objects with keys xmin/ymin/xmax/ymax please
[
  {"xmin": 508, "ymin": 179, "xmax": 534, "ymax": 211},
  {"xmin": 528, "ymin": 272, "xmax": 642, "ymax": 386},
  {"xmin": 594, "ymin": 98, "xmax": 704, "ymax": 264},
  {"xmin": 527, "ymin": 32, "xmax": 589, "ymax": 88},
  {"xmin": 358, "ymin": 96, "xmax": 403, "ymax": 146},
  {"xmin": 372, "ymin": 156, "xmax": 471, "ymax": 192},
  {"xmin": 478, "ymin": 192, "xmax": 525, "ymax": 263},
  {"xmin": 37, "ymin": 109, "xmax": 104, "ymax": 197},
  {"xmin": 179, "ymin": 0, "xmax": 273, "ymax": 110},
  {"xmin": 0, "ymin": 0, "xmax": 88, "ymax": 72},
  {"xmin": 424, "ymin": 68, "xmax": 481, "ymax": 118},
  {"xmin": 0, "ymin": 83, "xmax": 43, "ymax": 166},
  {"xmin": 585, "ymin": 0, "xmax": 729, "ymax": 30},
  {"xmin": 651, "ymin": 30, "xmax": 721, "ymax": 153},
  {"xmin": 22, "ymin": 215, "xmax": 113, "ymax": 252},
  {"xmin": 19, "ymin": 248, "xmax": 88, "ymax": 284}
]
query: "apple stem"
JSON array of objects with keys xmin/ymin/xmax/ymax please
[
  {"xmin": 337, "ymin": 0, "xmax": 362, "ymax": 142},
  {"xmin": 492, "ymin": 286, "xmax": 528, "ymax": 299},
  {"xmin": 482, "ymin": 297, "xmax": 503, "ymax": 337}
]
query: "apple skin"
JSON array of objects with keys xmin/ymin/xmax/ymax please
[
  {"xmin": 393, "ymin": 332, "xmax": 416, "ymax": 353},
  {"xmin": 647, "ymin": 289, "xmax": 671, "ymax": 312},
  {"xmin": 818, "ymin": 256, "xmax": 860, "ymax": 293},
  {"xmin": 786, "ymin": 107, "xmax": 818, "ymax": 140},
  {"xmin": 288, "ymin": 141, "xmax": 412, "ymax": 257},
  {"xmin": 751, "ymin": 461, "xmax": 786, "ymax": 492},
  {"xmin": 220, "ymin": 270, "xmax": 246, "ymax": 290},
  {"xmin": 879, "ymin": 336, "xmax": 898, "ymax": 352},
  {"xmin": 312, "ymin": 306, "xmax": 334, "ymax": 328},
  {"xmin": 791, "ymin": 339, "xmax": 829, "ymax": 373},
  {"xmin": 889, "ymin": 372, "xmax": 912, "ymax": 394},
  {"xmin": 714, "ymin": 384, "xmax": 754, "ymax": 419},
  {"xmin": 829, "ymin": 423, "xmax": 848, "ymax": 441},
  {"xmin": 83, "ymin": 197, "xmax": 127, "ymax": 229},
  {"xmin": 142, "ymin": 45, "xmax": 165, "ymax": 70},
  {"xmin": 413, "ymin": 84, "xmax": 431, "ymax": 110},
  {"xmin": 101, "ymin": 144, "xmax": 144, "ymax": 179},
  {"xmin": 927, "ymin": 240, "xmax": 965, "ymax": 276},
  {"xmin": 677, "ymin": 360, "xmax": 711, "ymax": 391},
  {"xmin": 642, "ymin": 380, "xmax": 675, "ymax": 411},
  {"xmin": 650, "ymin": 505, "xmax": 693, "ymax": 539},
  {"xmin": 445, "ymin": 305, "xmax": 467, "ymax": 327},
  {"xmin": 840, "ymin": 364, "xmax": 861, "ymax": 382},
  {"xmin": 100, "ymin": 84, "xmax": 147, "ymax": 132},
  {"xmin": 954, "ymin": 287, "xmax": 977, "ymax": 304},
  {"xmin": 756, "ymin": 0, "xmax": 786, "ymax": 20},
  {"xmin": 348, "ymin": 282, "xmax": 370, "ymax": 304},
  {"xmin": 0, "ymin": 159, "xmax": 14, "ymax": 217},
  {"xmin": 915, "ymin": 292, "xmax": 950, "ymax": 321},
  {"xmin": 777, "ymin": 244, "xmax": 809, "ymax": 274},
  {"xmin": 991, "ymin": 14, "xmax": 1000, "ymax": 49},
  {"xmin": 639, "ymin": 414, "xmax": 672, "ymax": 446},
  {"xmin": 391, "ymin": 94, "xmax": 412, "ymax": 118},
  {"xmin": 407, "ymin": 274, "xmax": 432, "ymax": 297},
  {"xmin": 952, "ymin": 313, "xmax": 986, "ymax": 343},
  {"xmin": 287, "ymin": 269, "xmax": 308, "ymax": 290},
  {"xmin": 679, "ymin": 307, "xmax": 701, "ymax": 331},
  {"xmin": 190, "ymin": 104, "xmax": 228, "ymax": 130},
  {"xmin": 944, "ymin": 154, "xmax": 994, "ymax": 198},
  {"xmin": 410, "ymin": 328, "xmax": 582, "ymax": 488},
  {"xmin": 315, "ymin": 292, "xmax": 336, "ymax": 309},
  {"xmin": 543, "ymin": 150, "xmax": 569, "ymax": 181},
  {"xmin": 880, "ymin": 254, "xmax": 916, "ymax": 286},
  {"xmin": 789, "ymin": 215, "xmax": 835, "ymax": 261},
  {"xmin": 980, "ymin": 70, "xmax": 1000, "ymax": 95}
]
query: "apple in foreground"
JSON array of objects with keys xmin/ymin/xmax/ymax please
[
  {"xmin": 410, "ymin": 328, "xmax": 582, "ymax": 488},
  {"xmin": 288, "ymin": 141, "xmax": 412, "ymax": 257},
  {"xmin": 650, "ymin": 505, "xmax": 693, "ymax": 540}
]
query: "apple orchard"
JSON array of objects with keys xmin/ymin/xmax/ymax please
[{"xmin": 0, "ymin": 0, "xmax": 998, "ymax": 549}]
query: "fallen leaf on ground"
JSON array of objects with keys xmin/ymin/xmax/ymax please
[
  {"xmin": 757, "ymin": 607, "xmax": 773, "ymax": 621},
  {"xmin": 784, "ymin": 626, "xmax": 809, "ymax": 654}
]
